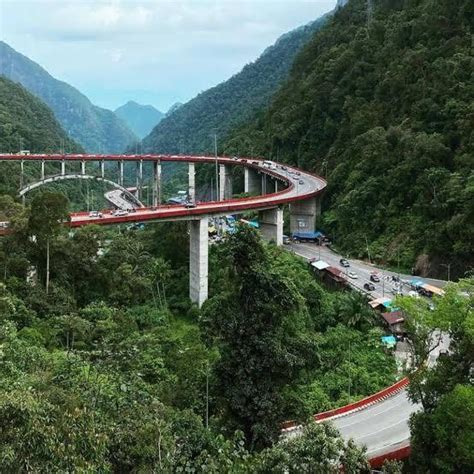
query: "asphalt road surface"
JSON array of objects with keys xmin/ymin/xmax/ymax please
[{"xmin": 289, "ymin": 242, "xmax": 446, "ymax": 300}]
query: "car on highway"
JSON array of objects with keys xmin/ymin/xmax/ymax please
[
  {"xmin": 112, "ymin": 210, "xmax": 128, "ymax": 217},
  {"xmin": 184, "ymin": 201, "xmax": 197, "ymax": 208},
  {"xmin": 340, "ymin": 258, "xmax": 350, "ymax": 268},
  {"xmin": 89, "ymin": 211, "xmax": 103, "ymax": 218},
  {"xmin": 408, "ymin": 290, "xmax": 420, "ymax": 298},
  {"xmin": 364, "ymin": 282, "xmax": 376, "ymax": 291},
  {"xmin": 348, "ymin": 271, "xmax": 358, "ymax": 279},
  {"xmin": 391, "ymin": 287, "xmax": 403, "ymax": 296},
  {"xmin": 298, "ymin": 179, "xmax": 304, "ymax": 185},
  {"xmin": 370, "ymin": 273, "xmax": 380, "ymax": 282}
]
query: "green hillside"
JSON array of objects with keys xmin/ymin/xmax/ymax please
[
  {"xmin": 0, "ymin": 41, "xmax": 137, "ymax": 153},
  {"xmin": 0, "ymin": 77, "xmax": 81, "ymax": 155},
  {"xmin": 142, "ymin": 15, "xmax": 329, "ymax": 154},
  {"xmin": 225, "ymin": 0, "xmax": 474, "ymax": 279}
]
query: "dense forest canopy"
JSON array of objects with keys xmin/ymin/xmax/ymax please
[
  {"xmin": 0, "ymin": 190, "xmax": 401, "ymax": 471},
  {"xmin": 0, "ymin": 41, "xmax": 137, "ymax": 153},
  {"xmin": 224, "ymin": 0, "xmax": 474, "ymax": 279},
  {"xmin": 141, "ymin": 15, "xmax": 329, "ymax": 154}
]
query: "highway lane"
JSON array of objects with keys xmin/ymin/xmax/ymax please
[
  {"xmin": 69, "ymin": 158, "xmax": 325, "ymax": 227},
  {"xmin": 331, "ymin": 390, "xmax": 418, "ymax": 458},
  {"xmin": 289, "ymin": 242, "xmax": 446, "ymax": 300}
]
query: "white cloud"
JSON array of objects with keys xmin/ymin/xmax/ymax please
[{"xmin": 0, "ymin": 0, "xmax": 336, "ymax": 111}]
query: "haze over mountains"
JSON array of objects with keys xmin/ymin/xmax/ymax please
[
  {"xmin": 114, "ymin": 101, "xmax": 164, "ymax": 140},
  {"xmin": 0, "ymin": 41, "xmax": 137, "ymax": 154},
  {"xmin": 142, "ymin": 15, "xmax": 329, "ymax": 154}
]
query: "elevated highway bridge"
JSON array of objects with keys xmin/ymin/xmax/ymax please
[{"xmin": 0, "ymin": 153, "xmax": 425, "ymax": 467}]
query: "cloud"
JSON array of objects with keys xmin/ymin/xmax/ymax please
[{"xmin": 0, "ymin": 0, "xmax": 336, "ymax": 110}]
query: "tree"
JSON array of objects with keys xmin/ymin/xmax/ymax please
[
  {"xmin": 251, "ymin": 421, "xmax": 369, "ymax": 473},
  {"xmin": 201, "ymin": 226, "xmax": 316, "ymax": 448},
  {"xmin": 27, "ymin": 192, "xmax": 69, "ymax": 294},
  {"xmin": 397, "ymin": 278, "xmax": 474, "ymax": 472}
]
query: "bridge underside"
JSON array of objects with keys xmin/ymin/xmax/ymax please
[{"xmin": 19, "ymin": 174, "xmax": 144, "ymax": 208}]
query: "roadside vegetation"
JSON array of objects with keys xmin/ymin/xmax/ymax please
[{"xmin": 0, "ymin": 191, "xmax": 400, "ymax": 471}]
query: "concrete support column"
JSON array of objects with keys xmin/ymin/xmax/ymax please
[
  {"xmin": 189, "ymin": 216, "xmax": 209, "ymax": 307},
  {"xmin": 259, "ymin": 207, "xmax": 284, "ymax": 246},
  {"xmin": 20, "ymin": 160, "xmax": 24, "ymax": 189},
  {"xmin": 244, "ymin": 167, "xmax": 261, "ymax": 195},
  {"xmin": 81, "ymin": 160, "xmax": 86, "ymax": 175},
  {"xmin": 136, "ymin": 160, "xmax": 143, "ymax": 199},
  {"xmin": 41, "ymin": 160, "xmax": 45, "ymax": 180},
  {"xmin": 261, "ymin": 174, "xmax": 268, "ymax": 195},
  {"xmin": 118, "ymin": 161, "xmax": 124, "ymax": 186},
  {"xmin": 61, "ymin": 160, "xmax": 66, "ymax": 176},
  {"xmin": 152, "ymin": 160, "xmax": 161, "ymax": 207},
  {"xmin": 274, "ymin": 179, "xmax": 279, "ymax": 193},
  {"xmin": 188, "ymin": 162, "xmax": 196, "ymax": 202},
  {"xmin": 290, "ymin": 196, "xmax": 321, "ymax": 235},
  {"xmin": 100, "ymin": 160, "xmax": 105, "ymax": 178},
  {"xmin": 219, "ymin": 164, "xmax": 233, "ymax": 200}
]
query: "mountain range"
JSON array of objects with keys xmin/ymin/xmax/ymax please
[
  {"xmin": 223, "ymin": 0, "xmax": 473, "ymax": 278},
  {"xmin": 0, "ymin": 41, "xmax": 137, "ymax": 153},
  {"xmin": 141, "ymin": 15, "xmax": 329, "ymax": 154}
]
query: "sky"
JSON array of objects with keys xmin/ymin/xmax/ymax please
[{"xmin": 0, "ymin": 0, "xmax": 336, "ymax": 112}]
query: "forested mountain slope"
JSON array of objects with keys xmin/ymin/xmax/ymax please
[
  {"xmin": 115, "ymin": 101, "xmax": 164, "ymax": 139},
  {"xmin": 0, "ymin": 41, "xmax": 137, "ymax": 153},
  {"xmin": 225, "ymin": 0, "xmax": 474, "ymax": 278},
  {"xmin": 142, "ymin": 15, "xmax": 329, "ymax": 154}
]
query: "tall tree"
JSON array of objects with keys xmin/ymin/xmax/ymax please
[
  {"xmin": 27, "ymin": 192, "xmax": 69, "ymax": 294},
  {"xmin": 201, "ymin": 226, "xmax": 316, "ymax": 449}
]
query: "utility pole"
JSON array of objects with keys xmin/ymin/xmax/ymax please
[
  {"xmin": 440, "ymin": 263, "xmax": 451, "ymax": 282},
  {"xmin": 365, "ymin": 235, "xmax": 371, "ymax": 264}
]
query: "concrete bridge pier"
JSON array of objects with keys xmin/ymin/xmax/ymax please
[
  {"xmin": 100, "ymin": 160, "xmax": 105, "ymax": 178},
  {"xmin": 118, "ymin": 161, "xmax": 124, "ymax": 186},
  {"xmin": 61, "ymin": 160, "xmax": 66, "ymax": 176},
  {"xmin": 189, "ymin": 216, "xmax": 208, "ymax": 307},
  {"xmin": 219, "ymin": 164, "xmax": 233, "ymax": 200},
  {"xmin": 81, "ymin": 160, "xmax": 86, "ymax": 175},
  {"xmin": 136, "ymin": 160, "xmax": 143, "ymax": 200},
  {"xmin": 152, "ymin": 160, "xmax": 161, "ymax": 207},
  {"xmin": 259, "ymin": 207, "xmax": 284, "ymax": 246},
  {"xmin": 41, "ymin": 160, "xmax": 45, "ymax": 180},
  {"xmin": 188, "ymin": 162, "xmax": 195, "ymax": 201},
  {"xmin": 244, "ymin": 167, "xmax": 261, "ymax": 195},
  {"xmin": 290, "ymin": 196, "xmax": 321, "ymax": 234}
]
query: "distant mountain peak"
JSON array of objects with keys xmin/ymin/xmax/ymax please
[
  {"xmin": 114, "ymin": 101, "xmax": 164, "ymax": 139},
  {"xmin": 0, "ymin": 41, "xmax": 137, "ymax": 153}
]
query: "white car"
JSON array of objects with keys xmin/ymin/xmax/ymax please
[
  {"xmin": 112, "ymin": 210, "xmax": 129, "ymax": 217},
  {"xmin": 408, "ymin": 290, "xmax": 420, "ymax": 298},
  {"xmin": 89, "ymin": 211, "xmax": 103, "ymax": 218},
  {"xmin": 348, "ymin": 271, "xmax": 358, "ymax": 279}
]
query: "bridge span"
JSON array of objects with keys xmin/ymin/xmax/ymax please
[
  {"xmin": 0, "ymin": 153, "xmax": 326, "ymax": 306},
  {"xmin": 0, "ymin": 153, "xmax": 422, "ymax": 467}
]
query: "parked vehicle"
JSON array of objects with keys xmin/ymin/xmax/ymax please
[
  {"xmin": 348, "ymin": 271, "xmax": 358, "ymax": 279},
  {"xmin": 283, "ymin": 235, "xmax": 291, "ymax": 245},
  {"xmin": 370, "ymin": 273, "xmax": 380, "ymax": 282},
  {"xmin": 364, "ymin": 282, "xmax": 376, "ymax": 291},
  {"xmin": 340, "ymin": 258, "xmax": 350, "ymax": 268}
]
